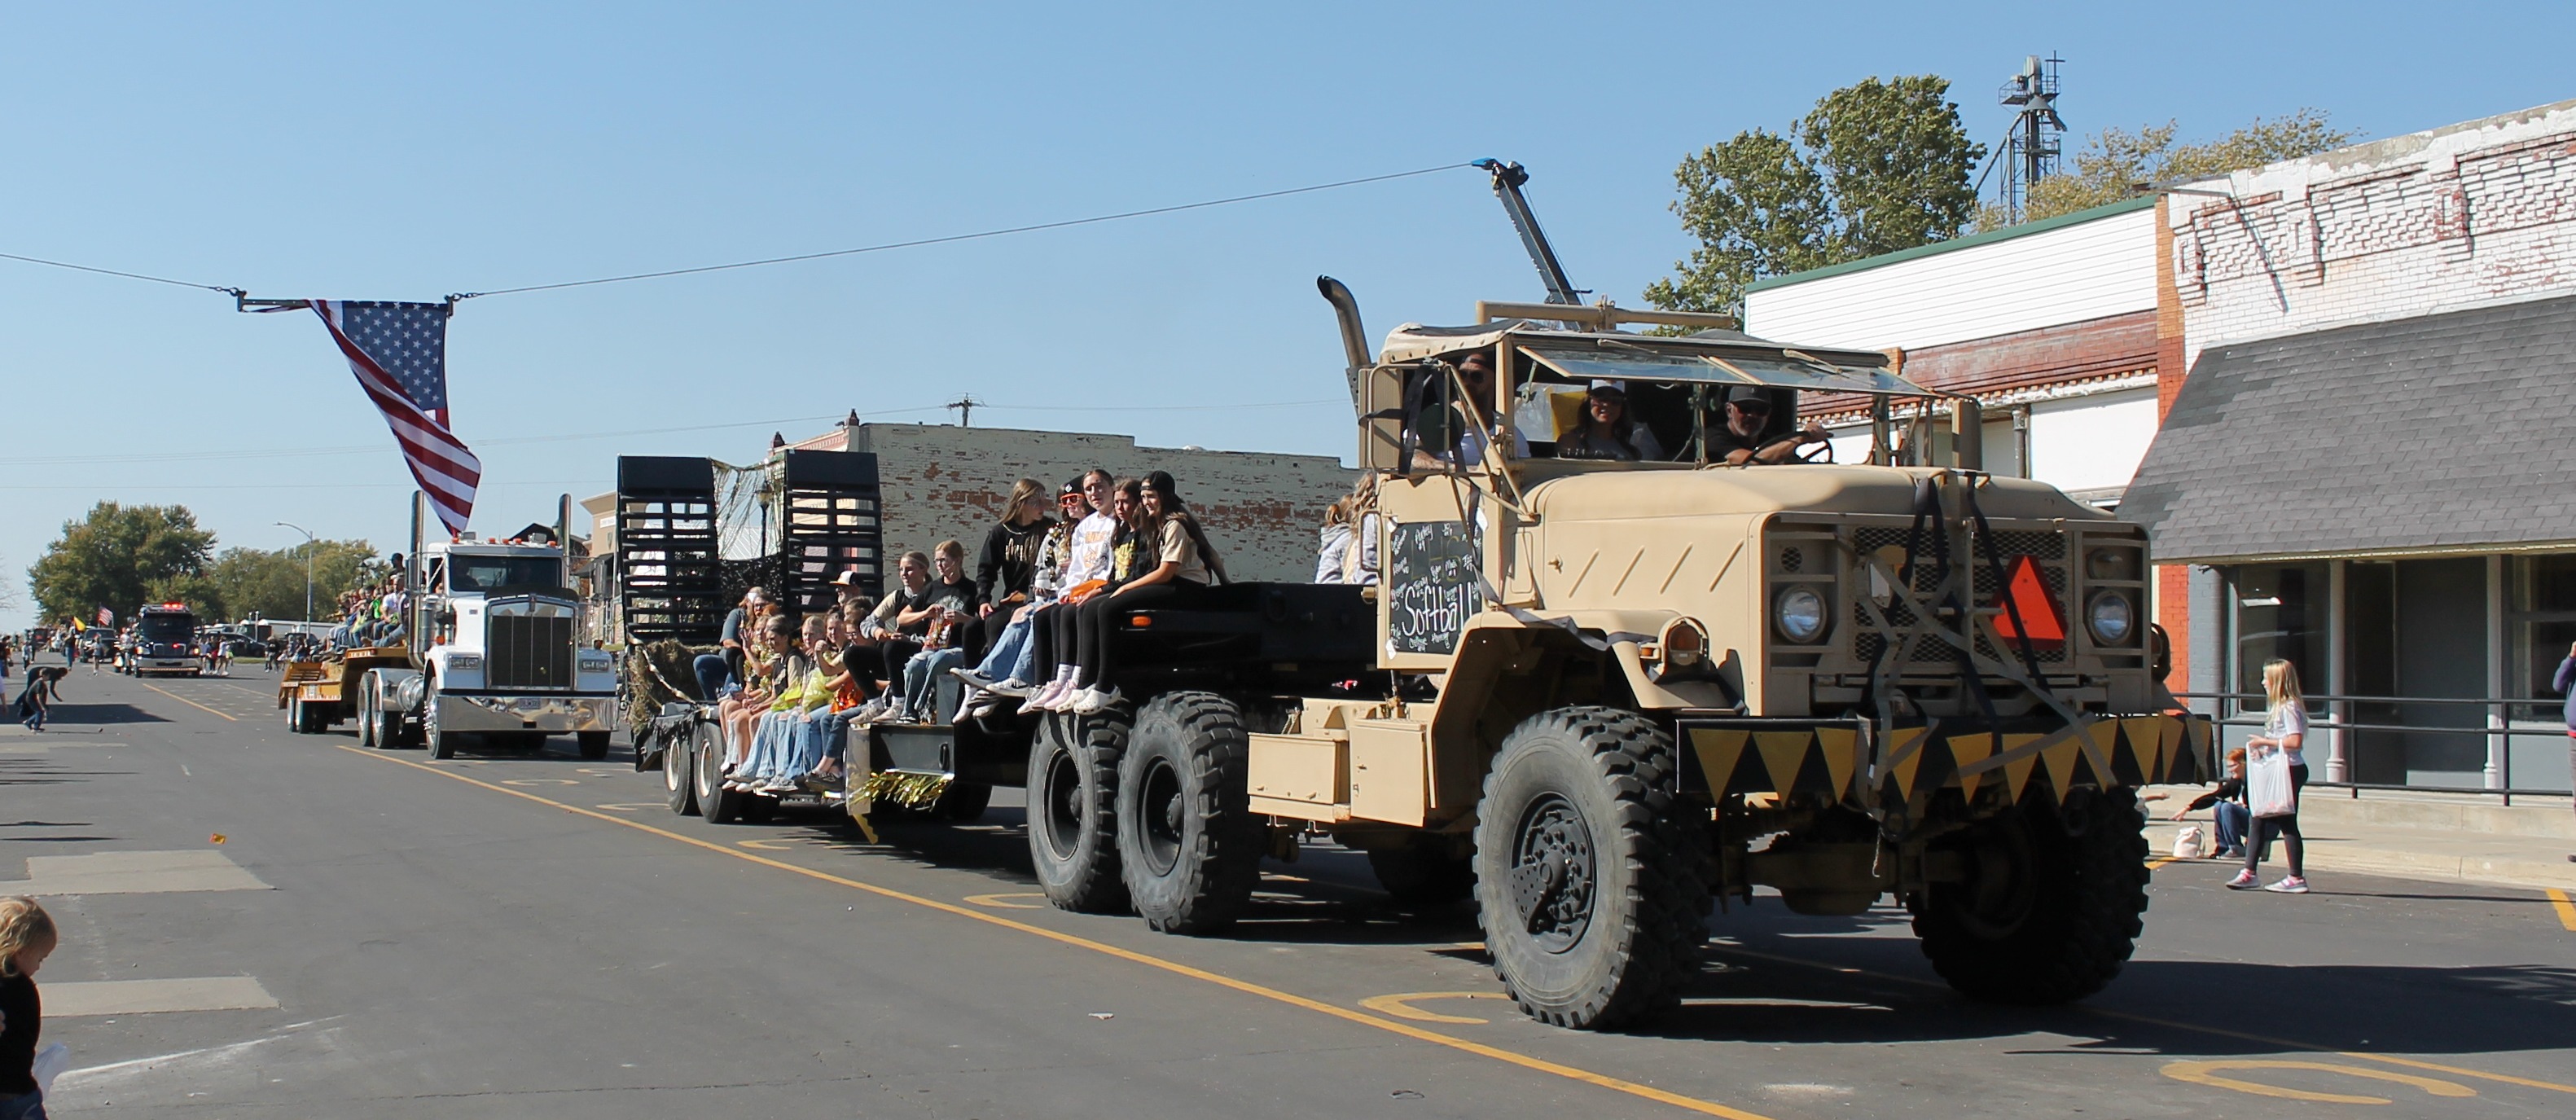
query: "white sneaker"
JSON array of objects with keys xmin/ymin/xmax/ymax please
[
  {"xmin": 1028, "ymin": 678, "xmax": 1073, "ymax": 711},
  {"xmin": 2262, "ymin": 876, "xmax": 2310, "ymax": 894},
  {"xmin": 1070, "ymin": 686, "xmax": 1121, "ymax": 715},
  {"xmin": 990, "ymin": 678, "xmax": 1033, "ymax": 698}
]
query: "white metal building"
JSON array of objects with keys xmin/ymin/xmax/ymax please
[{"xmin": 1743, "ymin": 197, "xmax": 2161, "ymax": 506}]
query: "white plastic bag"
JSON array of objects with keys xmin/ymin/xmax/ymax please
[
  {"xmin": 33, "ymin": 1042, "xmax": 68, "ymax": 1096},
  {"xmin": 2246, "ymin": 744, "xmax": 2297, "ymax": 818},
  {"xmin": 2172, "ymin": 824, "xmax": 2206, "ymax": 859}
]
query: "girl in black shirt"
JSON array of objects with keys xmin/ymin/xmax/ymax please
[{"xmin": 1, "ymin": 896, "xmax": 58, "ymax": 1119}]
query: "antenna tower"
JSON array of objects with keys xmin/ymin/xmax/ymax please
[
  {"xmin": 1987, "ymin": 54, "xmax": 2066, "ymax": 224},
  {"xmin": 946, "ymin": 395, "xmax": 982, "ymax": 428}
]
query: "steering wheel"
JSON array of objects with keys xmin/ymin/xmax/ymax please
[{"xmin": 1794, "ymin": 438, "xmax": 1835, "ymax": 464}]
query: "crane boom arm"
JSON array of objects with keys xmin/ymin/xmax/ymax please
[{"xmin": 1473, "ymin": 159, "xmax": 1582, "ymax": 306}]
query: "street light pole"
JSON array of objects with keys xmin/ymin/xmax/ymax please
[{"xmin": 275, "ymin": 522, "xmax": 316, "ymax": 624}]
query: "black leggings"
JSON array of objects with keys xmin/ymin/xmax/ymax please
[
  {"xmin": 2246, "ymin": 764, "xmax": 2308, "ymax": 877},
  {"xmin": 1033, "ymin": 602, "xmax": 1069, "ymax": 679},
  {"xmin": 1073, "ymin": 581, "xmax": 1208, "ymax": 687}
]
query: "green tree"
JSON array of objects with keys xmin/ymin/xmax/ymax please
[
  {"xmin": 2012, "ymin": 108, "xmax": 2354, "ymax": 224},
  {"xmin": 203, "ymin": 540, "xmax": 383, "ymax": 622},
  {"xmin": 1648, "ymin": 75, "xmax": 1984, "ymax": 318},
  {"xmin": 28, "ymin": 503, "xmax": 217, "ymax": 626}
]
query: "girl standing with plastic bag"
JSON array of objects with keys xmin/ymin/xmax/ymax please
[{"xmin": 2229, "ymin": 658, "xmax": 2311, "ymax": 894}]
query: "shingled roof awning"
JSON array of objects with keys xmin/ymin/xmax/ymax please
[{"xmin": 2122, "ymin": 294, "xmax": 2576, "ymax": 564}]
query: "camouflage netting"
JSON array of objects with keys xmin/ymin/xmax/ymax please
[{"xmin": 623, "ymin": 639, "xmax": 715, "ymax": 742}]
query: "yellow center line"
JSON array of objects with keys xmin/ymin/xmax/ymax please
[
  {"xmin": 2544, "ymin": 888, "xmax": 2576, "ymax": 933},
  {"xmin": 1709, "ymin": 944, "xmax": 2576, "ymax": 1097},
  {"xmin": 136, "ymin": 681, "xmax": 239, "ymax": 722},
  {"xmin": 325, "ymin": 743, "xmax": 1771, "ymax": 1120}
]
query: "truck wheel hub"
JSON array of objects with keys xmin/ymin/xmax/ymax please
[{"xmin": 1508, "ymin": 794, "xmax": 1595, "ymax": 951}]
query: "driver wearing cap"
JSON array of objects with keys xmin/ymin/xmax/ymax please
[{"xmin": 1709, "ymin": 391, "xmax": 1829, "ymax": 465}]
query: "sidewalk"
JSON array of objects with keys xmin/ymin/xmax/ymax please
[{"xmin": 2141, "ymin": 784, "xmax": 2576, "ymax": 891}]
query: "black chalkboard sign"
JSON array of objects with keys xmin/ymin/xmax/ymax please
[{"xmin": 1387, "ymin": 519, "xmax": 1483, "ymax": 655}]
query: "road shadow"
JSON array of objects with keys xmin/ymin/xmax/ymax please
[
  {"xmin": 1631, "ymin": 929, "xmax": 2576, "ymax": 1061},
  {"xmin": 38, "ymin": 703, "xmax": 168, "ymax": 726}
]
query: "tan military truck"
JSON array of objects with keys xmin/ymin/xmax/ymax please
[{"xmin": 842, "ymin": 280, "xmax": 2209, "ymax": 1032}]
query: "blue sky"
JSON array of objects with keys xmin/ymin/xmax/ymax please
[{"xmin": 5, "ymin": 2, "xmax": 2571, "ymax": 629}]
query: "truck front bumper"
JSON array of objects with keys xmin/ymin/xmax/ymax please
[{"xmin": 435, "ymin": 693, "xmax": 617, "ymax": 734}]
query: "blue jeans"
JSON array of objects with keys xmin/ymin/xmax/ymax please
[
  {"xmin": 789, "ymin": 709, "xmax": 854, "ymax": 775},
  {"xmin": 2212, "ymin": 800, "xmax": 2249, "ymax": 854},
  {"xmin": 736, "ymin": 711, "xmax": 788, "ymax": 779},
  {"xmin": 903, "ymin": 648, "xmax": 963, "ymax": 717},
  {"xmin": 691, "ymin": 654, "xmax": 732, "ymax": 704},
  {"xmin": 2, "ymin": 1089, "xmax": 50, "ymax": 1120},
  {"xmin": 974, "ymin": 616, "xmax": 1033, "ymax": 683}
]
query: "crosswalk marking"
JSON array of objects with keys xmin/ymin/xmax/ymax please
[
  {"xmin": 45, "ymin": 977, "xmax": 279, "ymax": 1017},
  {"xmin": 15, "ymin": 850, "xmax": 273, "ymax": 895}
]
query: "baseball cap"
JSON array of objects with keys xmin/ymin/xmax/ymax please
[{"xmin": 830, "ymin": 570, "xmax": 862, "ymax": 587}]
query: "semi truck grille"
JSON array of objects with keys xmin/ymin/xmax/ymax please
[{"xmin": 489, "ymin": 614, "xmax": 574, "ymax": 689}]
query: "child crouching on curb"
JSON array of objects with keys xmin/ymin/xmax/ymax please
[{"xmin": 2, "ymin": 896, "xmax": 59, "ymax": 1120}]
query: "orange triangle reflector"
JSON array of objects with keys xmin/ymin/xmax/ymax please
[{"xmin": 1991, "ymin": 555, "xmax": 2065, "ymax": 646}]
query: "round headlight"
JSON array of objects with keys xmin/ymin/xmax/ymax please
[
  {"xmin": 2087, "ymin": 591, "xmax": 2135, "ymax": 646},
  {"xmin": 1774, "ymin": 586, "xmax": 1828, "ymax": 644}
]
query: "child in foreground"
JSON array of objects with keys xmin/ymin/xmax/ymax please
[{"xmin": 1, "ymin": 896, "xmax": 59, "ymax": 1120}]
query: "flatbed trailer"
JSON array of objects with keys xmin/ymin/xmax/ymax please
[{"xmin": 278, "ymin": 647, "xmax": 414, "ymax": 734}]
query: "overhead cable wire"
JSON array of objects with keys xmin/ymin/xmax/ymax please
[
  {"xmin": 0, "ymin": 251, "xmax": 241, "ymax": 296},
  {"xmin": 447, "ymin": 161, "xmax": 1475, "ymax": 299}
]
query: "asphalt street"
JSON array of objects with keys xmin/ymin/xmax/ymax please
[{"xmin": 8, "ymin": 666, "xmax": 2575, "ymax": 1119}]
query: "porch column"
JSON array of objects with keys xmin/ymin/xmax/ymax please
[
  {"xmin": 2485, "ymin": 554, "xmax": 2506, "ymax": 790},
  {"xmin": 2327, "ymin": 560, "xmax": 2350, "ymax": 784}
]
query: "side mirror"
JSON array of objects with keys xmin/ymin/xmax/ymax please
[{"xmin": 1358, "ymin": 364, "xmax": 1407, "ymax": 472}]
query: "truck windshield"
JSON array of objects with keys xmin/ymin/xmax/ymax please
[
  {"xmin": 138, "ymin": 614, "xmax": 195, "ymax": 641},
  {"xmin": 449, "ymin": 556, "xmax": 564, "ymax": 591}
]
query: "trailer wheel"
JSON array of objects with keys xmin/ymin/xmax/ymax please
[
  {"xmin": 1475, "ymin": 706, "xmax": 1709, "ymax": 1030},
  {"xmin": 697, "ymin": 723, "xmax": 753, "ymax": 824},
  {"xmin": 1026, "ymin": 710, "xmax": 1130, "ymax": 914},
  {"xmin": 577, "ymin": 731, "xmax": 612, "ymax": 761},
  {"xmin": 666, "ymin": 720, "xmax": 703, "ymax": 815},
  {"xmin": 1367, "ymin": 838, "xmax": 1475, "ymax": 905},
  {"xmin": 371, "ymin": 689, "xmax": 405, "ymax": 749},
  {"xmin": 356, "ymin": 676, "xmax": 380, "ymax": 748},
  {"xmin": 1909, "ymin": 791, "xmax": 2148, "ymax": 1004},
  {"xmin": 1117, "ymin": 692, "xmax": 1261, "ymax": 935},
  {"xmin": 933, "ymin": 780, "xmax": 993, "ymax": 821}
]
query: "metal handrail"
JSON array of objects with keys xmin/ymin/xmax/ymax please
[{"xmin": 2172, "ymin": 690, "xmax": 2569, "ymax": 805}]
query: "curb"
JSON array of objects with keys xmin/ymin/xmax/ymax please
[{"xmin": 2144, "ymin": 821, "xmax": 2576, "ymax": 892}]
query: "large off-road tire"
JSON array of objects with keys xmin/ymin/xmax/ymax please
[
  {"xmin": 665, "ymin": 720, "xmax": 702, "ymax": 816},
  {"xmin": 577, "ymin": 731, "xmax": 612, "ymax": 761},
  {"xmin": 1116, "ymin": 692, "xmax": 1262, "ymax": 935},
  {"xmin": 1367, "ymin": 838, "xmax": 1475, "ymax": 906},
  {"xmin": 1026, "ymin": 710, "xmax": 1130, "ymax": 914},
  {"xmin": 1909, "ymin": 789, "xmax": 2149, "ymax": 1004},
  {"xmin": 1474, "ymin": 706, "xmax": 1709, "ymax": 1031},
  {"xmin": 697, "ymin": 723, "xmax": 753, "ymax": 824}
]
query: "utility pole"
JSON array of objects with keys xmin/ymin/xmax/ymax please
[
  {"xmin": 275, "ymin": 521, "xmax": 316, "ymax": 623},
  {"xmin": 946, "ymin": 395, "xmax": 982, "ymax": 428}
]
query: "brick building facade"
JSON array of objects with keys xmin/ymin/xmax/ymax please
[
  {"xmin": 789, "ymin": 421, "xmax": 1353, "ymax": 584},
  {"xmin": 2127, "ymin": 99, "xmax": 2576, "ymax": 793}
]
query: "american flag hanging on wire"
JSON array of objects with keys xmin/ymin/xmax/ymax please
[{"xmin": 308, "ymin": 300, "xmax": 481, "ymax": 535}]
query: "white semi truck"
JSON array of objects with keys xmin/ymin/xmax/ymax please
[{"xmin": 357, "ymin": 494, "xmax": 619, "ymax": 760}]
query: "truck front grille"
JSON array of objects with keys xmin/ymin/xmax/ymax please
[
  {"xmin": 1847, "ymin": 526, "xmax": 2068, "ymax": 665},
  {"xmin": 489, "ymin": 614, "xmax": 574, "ymax": 689}
]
